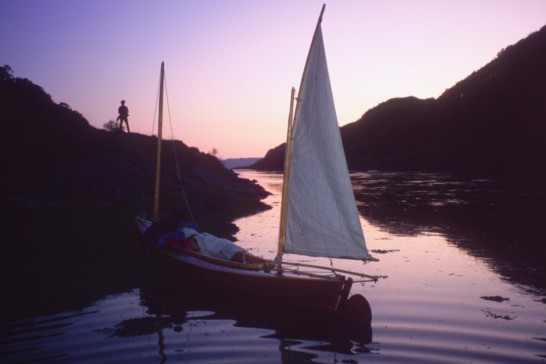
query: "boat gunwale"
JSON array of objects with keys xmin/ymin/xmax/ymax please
[{"xmin": 156, "ymin": 247, "xmax": 346, "ymax": 283}]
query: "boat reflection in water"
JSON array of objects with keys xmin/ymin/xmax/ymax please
[
  {"xmin": 106, "ymin": 283, "xmax": 373, "ymax": 358},
  {"xmin": 0, "ymin": 285, "xmax": 371, "ymax": 364}
]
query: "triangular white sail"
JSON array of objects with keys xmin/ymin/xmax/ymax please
[{"xmin": 281, "ymin": 8, "xmax": 368, "ymax": 260}]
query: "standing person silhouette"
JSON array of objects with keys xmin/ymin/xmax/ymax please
[{"xmin": 117, "ymin": 100, "xmax": 130, "ymax": 133}]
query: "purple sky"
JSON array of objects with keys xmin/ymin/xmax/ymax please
[{"xmin": 2, "ymin": 0, "xmax": 545, "ymax": 158}]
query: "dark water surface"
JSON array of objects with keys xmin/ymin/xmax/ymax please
[{"xmin": 2, "ymin": 170, "xmax": 545, "ymax": 363}]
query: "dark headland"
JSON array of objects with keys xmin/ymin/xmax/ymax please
[
  {"xmin": 0, "ymin": 66, "xmax": 269, "ymax": 319},
  {"xmin": 253, "ymin": 24, "xmax": 546, "ymax": 185}
]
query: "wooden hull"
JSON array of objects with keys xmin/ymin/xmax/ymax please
[
  {"xmin": 136, "ymin": 217, "xmax": 370, "ymax": 323},
  {"xmin": 154, "ymin": 247, "xmax": 348, "ymax": 315}
]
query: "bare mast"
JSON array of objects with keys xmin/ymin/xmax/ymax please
[
  {"xmin": 153, "ymin": 62, "xmax": 165, "ymax": 222},
  {"xmin": 277, "ymin": 87, "xmax": 296, "ymax": 271}
]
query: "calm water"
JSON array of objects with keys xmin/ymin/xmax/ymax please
[{"xmin": 2, "ymin": 170, "xmax": 545, "ymax": 363}]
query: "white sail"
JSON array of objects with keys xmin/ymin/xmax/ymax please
[{"xmin": 282, "ymin": 11, "xmax": 368, "ymax": 260}]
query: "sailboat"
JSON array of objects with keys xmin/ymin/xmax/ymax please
[{"xmin": 136, "ymin": 5, "xmax": 378, "ymax": 326}]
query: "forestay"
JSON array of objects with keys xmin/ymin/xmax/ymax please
[{"xmin": 281, "ymin": 16, "xmax": 368, "ymax": 260}]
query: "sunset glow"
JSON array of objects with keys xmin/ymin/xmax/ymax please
[{"xmin": 2, "ymin": 0, "xmax": 545, "ymax": 158}]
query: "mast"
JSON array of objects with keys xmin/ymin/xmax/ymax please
[
  {"xmin": 153, "ymin": 62, "xmax": 165, "ymax": 222},
  {"xmin": 277, "ymin": 87, "xmax": 296, "ymax": 271}
]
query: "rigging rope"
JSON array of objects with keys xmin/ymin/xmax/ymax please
[
  {"xmin": 163, "ymin": 74, "xmax": 198, "ymax": 228},
  {"xmin": 150, "ymin": 76, "xmax": 160, "ymax": 136}
]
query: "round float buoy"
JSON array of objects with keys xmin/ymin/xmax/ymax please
[
  {"xmin": 340, "ymin": 294, "xmax": 373, "ymax": 342},
  {"xmin": 342, "ymin": 294, "xmax": 372, "ymax": 326}
]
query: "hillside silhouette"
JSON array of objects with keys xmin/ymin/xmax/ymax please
[
  {"xmin": 0, "ymin": 65, "xmax": 268, "ymax": 318},
  {"xmin": 0, "ymin": 65, "xmax": 268, "ymax": 226},
  {"xmin": 254, "ymin": 25, "xmax": 546, "ymax": 181}
]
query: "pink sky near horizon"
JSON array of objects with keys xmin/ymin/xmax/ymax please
[{"xmin": 2, "ymin": 0, "xmax": 546, "ymax": 158}]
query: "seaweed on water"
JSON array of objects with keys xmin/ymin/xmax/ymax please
[
  {"xmin": 370, "ymin": 249, "xmax": 400, "ymax": 254},
  {"xmin": 482, "ymin": 309, "xmax": 516, "ymax": 320},
  {"xmin": 480, "ymin": 295, "xmax": 509, "ymax": 302}
]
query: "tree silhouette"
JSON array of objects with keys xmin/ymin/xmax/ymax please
[
  {"xmin": 103, "ymin": 119, "xmax": 120, "ymax": 132},
  {"xmin": 0, "ymin": 65, "xmax": 14, "ymax": 81}
]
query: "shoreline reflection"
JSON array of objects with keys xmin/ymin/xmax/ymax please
[{"xmin": 351, "ymin": 171, "xmax": 546, "ymax": 292}]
